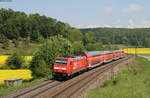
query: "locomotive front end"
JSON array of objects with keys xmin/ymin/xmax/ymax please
[{"xmin": 52, "ymin": 57, "xmax": 69, "ymax": 79}]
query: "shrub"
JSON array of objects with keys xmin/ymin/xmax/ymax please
[
  {"xmin": 6, "ymin": 52, "xmax": 25, "ymax": 69},
  {"xmin": 30, "ymin": 53, "xmax": 49, "ymax": 78}
]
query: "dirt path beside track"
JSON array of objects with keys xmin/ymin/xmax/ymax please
[{"xmin": 140, "ymin": 56, "xmax": 150, "ymax": 61}]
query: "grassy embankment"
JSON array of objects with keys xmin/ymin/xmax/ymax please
[
  {"xmin": 0, "ymin": 43, "xmax": 41, "ymax": 56},
  {"xmin": 139, "ymin": 54, "xmax": 150, "ymax": 56},
  {"xmin": 88, "ymin": 57, "xmax": 150, "ymax": 98},
  {"xmin": 0, "ymin": 78, "xmax": 46, "ymax": 96}
]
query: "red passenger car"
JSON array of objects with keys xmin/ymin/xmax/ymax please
[
  {"xmin": 81, "ymin": 51, "xmax": 105, "ymax": 68},
  {"xmin": 112, "ymin": 50, "xmax": 125, "ymax": 60}
]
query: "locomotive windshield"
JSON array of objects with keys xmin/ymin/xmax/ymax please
[{"xmin": 55, "ymin": 59, "xmax": 68, "ymax": 65}]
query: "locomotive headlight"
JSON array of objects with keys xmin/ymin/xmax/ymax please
[
  {"xmin": 54, "ymin": 67, "xmax": 59, "ymax": 69},
  {"xmin": 61, "ymin": 67, "xmax": 67, "ymax": 70}
]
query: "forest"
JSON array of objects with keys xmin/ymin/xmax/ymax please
[{"xmin": 0, "ymin": 8, "xmax": 83, "ymax": 42}]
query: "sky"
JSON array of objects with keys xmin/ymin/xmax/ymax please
[{"xmin": 0, "ymin": 0, "xmax": 150, "ymax": 28}]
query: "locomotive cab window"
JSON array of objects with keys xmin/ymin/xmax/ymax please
[{"xmin": 55, "ymin": 59, "xmax": 68, "ymax": 65}]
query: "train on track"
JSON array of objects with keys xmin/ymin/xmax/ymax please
[{"xmin": 52, "ymin": 50, "xmax": 125, "ymax": 79}]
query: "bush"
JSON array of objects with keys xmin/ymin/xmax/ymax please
[
  {"xmin": 30, "ymin": 53, "xmax": 49, "ymax": 78},
  {"xmin": 6, "ymin": 52, "xmax": 25, "ymax": 69}
]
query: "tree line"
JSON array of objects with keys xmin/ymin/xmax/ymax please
[{"xmin": 80, "ymin": 28, "xmax": 150, "ymax": 48}]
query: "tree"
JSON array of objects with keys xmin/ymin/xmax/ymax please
[
  {"xmin": 67, "ymin": 28, "xmax": 83, "ymax": 42},
  {"xmin": 85, "ymin": 42, "xmax": 103, "ymax": 51},
  {"xmin": 29, "ymin": 35, "xmax": 73, "ymax": 78},
  {"xmin": 72, "ymin": 41, "xmax": 85, "ymax": 55},
  {"xmin": 40, "ymin": 35, "xmax": 73, "ymax": 65},
  {"xmin": 144, "ymin": 37, "xmax": 150, "ymax": 48},
  {"xmin": 83, "ymin": 32, "xmax": 94, "ymax": 44}
]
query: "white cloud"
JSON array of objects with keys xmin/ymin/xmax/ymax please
[
  {"xmin": 104, "ymin": 7, "xmax": 112, "ymax": 13},
  {"xmin": 71, "ymin": 20, "xmax": 150, "ymax": 29},
  {"xmin": 128, "ymin": 19, "xmax": 134, "ymax": 28},
  {"xmin": 127, "ymin": 19, "xmax": 150, "ymax": 28},
  {"xmin": 72, "ymin": 24, "xmax": 104, "ymax": 28},
  {"xmin": 140, "ymin": 20, "xmax": 150, "ymax": 28},
  {"xmin": 123, "ymin": 4, "xmax": 142, "ymax": 12},
  {"xmin": 71, "ymin": 24, "xmax": 114, "ymax": 29}
]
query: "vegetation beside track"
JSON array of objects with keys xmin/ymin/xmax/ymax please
[
  {"xmin": 88, "ymin": 57, "xmax": 150, "ymax": 98},
  {"xmin": 139, "ymin": 54, "xmax": 150, "ymax": 56},
  {"xmin": 0, "ymin": 78, "xmax": 46, "ymax": 96}
]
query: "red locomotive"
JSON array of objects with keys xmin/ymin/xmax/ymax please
[{"xmin": 52, "ymin": 50, "xmax": 125, "ymax": 79}]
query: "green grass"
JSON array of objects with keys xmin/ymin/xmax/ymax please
[
  {"xmin": 0, "ymin": 78, "xmax": 46, "ymax": 96},
  {"xmin": 0, "ymin": 43, "xmax": 41, "ymax": 56},
  {"xmin": 138, "ymin": 54, "xmax": 150, "ymax": 56},
  {"xmin": 88, "ymin": 57, "xmax": 150, "ymax": 98}
]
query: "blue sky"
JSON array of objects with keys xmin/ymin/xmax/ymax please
[{"xmin": 0, "ymin": 0, "xmax": 150, "ymax": 28}]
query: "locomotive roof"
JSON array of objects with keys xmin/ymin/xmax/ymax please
[
  {"xmin": 84, "ymin": 51, "xmax": 104, "ymax": 56},
  {"xmin": 103, "ymin": 51, "xmax": 113, "ymax": 54},
  {"xmin": 112, "ymin": 50, "xmax": 123, "ymax": 52},
  {"xmin": 72, "ymin": 56, "xmax": 85, "ymax": 60}
]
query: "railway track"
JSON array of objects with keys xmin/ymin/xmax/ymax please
[
  {"xmin": 32, "ymin": 55, "xmax": 133, "ymax": 98},
  {"xmin": 2, "ymin": 55, "xmax": 133, "ymax": 98},
  {"xmin": 2, "ymin": 80, "xmax": 61, "ymax": 98}
]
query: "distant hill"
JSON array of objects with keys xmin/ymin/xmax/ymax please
[{"xmin": 80, "ymin": 28, "xmax": 150, "ymax": 47}]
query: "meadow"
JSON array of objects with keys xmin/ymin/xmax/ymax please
[
  {"xmin": 88, "ymin": 57, "xmax": 150, "ymax": 98},
  {"xmin": 0, "ymin": 43, "xmax": 41, "ymax": 56},
  {"xmin": 122, "ymin": 48, "xmax": 150, "ymax": 54},
  {"xmin": 0, "ymin": 70, "xmax": 32, "ymax": 84}
]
